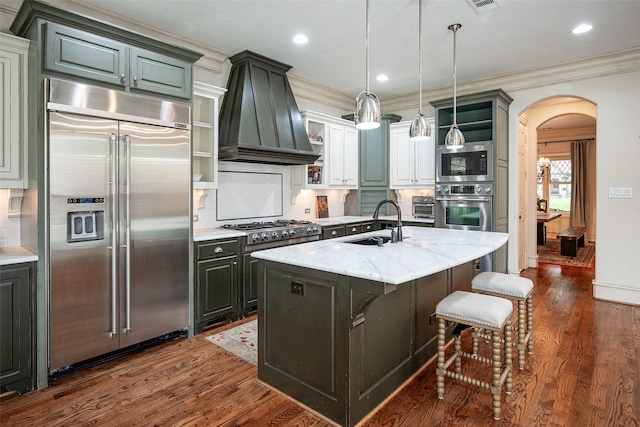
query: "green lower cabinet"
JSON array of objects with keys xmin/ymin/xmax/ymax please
[
  {"xmin": 194, "ymin": 239, "xmax": 240, "ymax": 333},
  {"xmin": 0, "ymin": 263, "xmax": 34, "ymax": 395},
  {"xmin": 322, "ymin": 225, "xmax": 345, "ymax": 239},
  {"xmin": 257, "ymin": 259, "xmax": 469, "ymax": 427},
  {"xmin": 241, "ymin": 253, "xmax": 259, "ymax": 317}
]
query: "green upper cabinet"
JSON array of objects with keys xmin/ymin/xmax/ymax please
[
  {"xmin": 43, "ymin": 22, "xmax": 192, "ymax": 99},
  {"xmin": 129, "ymin": 46, "xmax": 192, "ymax": 99},
  {"xmin": 11, "ymin": 0, "xmax": 202, "ymax": 101},
  {"xmin": 44, "ymin": 22, "xmax": 127, "ymax": 88}
]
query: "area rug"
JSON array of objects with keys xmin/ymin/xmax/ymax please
[
  {"xmin": 205, "ymin": 320, "xmax": 257, "ymax": 365},
  {"xmin": 538, "ymin": 239, "xmax": 595, "ymax": 268}
]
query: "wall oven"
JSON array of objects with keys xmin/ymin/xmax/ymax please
[
  {"xmin": 436, "ymin": 144, "xmax": 493, "ymax": 182},
  {"xmin": 435, "ymin": 184, "xmax": 493, "ymax": 271}
]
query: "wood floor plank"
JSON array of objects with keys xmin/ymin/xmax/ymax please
[{"xmin": 1, "ymin": 263, "xmax": 639, "ymax": 426}]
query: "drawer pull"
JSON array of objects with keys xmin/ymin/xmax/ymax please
[
  {"xmin": 214, "ymin": 246, "xmax": 223, "ymax": 253},
  {"xmin": 331, "ymin": 231, "xmax": 337, "ymax": 236}
]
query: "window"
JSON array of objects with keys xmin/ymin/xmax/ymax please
[{"xmin": 537, "ymin": 158, "xmax": 571, "ymax": 212}]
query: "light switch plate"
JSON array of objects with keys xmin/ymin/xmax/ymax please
[{"xmin": 608, "ymin": 187, "xmax": 633, "ymax": 198}]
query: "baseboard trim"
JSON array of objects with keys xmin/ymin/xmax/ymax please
[{"xmin": 592, "ymin": 280, "xmax": 640, "ymax": 306}]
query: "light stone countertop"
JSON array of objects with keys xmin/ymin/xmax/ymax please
[
  {"xmin": 193, "ymin": 228, "xmax": 246, "ymax": 242},
  {"xmin": 251, "ymin": 226, "xmax": 508, "ymax": 285},
  {"xmin": 0, "ymin": 246, "xmax": 38, "ymax": 265},
  {"xmin": 315, "ymin": 215, "xmax": 434, "ymax": 226}
]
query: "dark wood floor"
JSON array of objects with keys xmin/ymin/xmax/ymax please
[{"xmin": 2, "ymin": 263, "xmax": 639, "ymax": 426}]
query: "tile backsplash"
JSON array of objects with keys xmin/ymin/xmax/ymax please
[{"xmin": 0, "ymin": 189, "xmax": 21, "ymax": 247}]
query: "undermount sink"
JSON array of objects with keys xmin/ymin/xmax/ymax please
[{"xmin": 347, "ymin": 236, "xmax": 392, "ymax": 246}]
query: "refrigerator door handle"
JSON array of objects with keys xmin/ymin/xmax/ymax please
[
  {"xmin": 109, "ymin": 133, "xmax": 118, "ymax": 339},
  {"xmin": 123, "ymin": 134, "xmax": 132, "ymax": 335}
]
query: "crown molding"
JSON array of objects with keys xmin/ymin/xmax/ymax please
[
  {"xmin": 382, "ymin": 47, "xmax": 640, "ymax": 113},
  {"xmin": 288, "ymin": 74, "xmax": 354, "ymax": 112}
]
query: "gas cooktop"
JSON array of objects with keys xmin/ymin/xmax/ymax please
[{"xmin": 222, "ymin": 219, "xmax": 322, "ymax": 250}]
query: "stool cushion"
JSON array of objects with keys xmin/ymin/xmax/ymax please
[
  {"xmin": 472, "ymin": 272, "xmax": 533, "ymax": 299},
  {"xmin": 436, "ymin": 291, "xmax": 513, "ymax": 329}
]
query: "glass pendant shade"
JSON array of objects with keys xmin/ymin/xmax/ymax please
[
  {"xmin": 355, "ymin": 91, "xmax": 381, "ymax": 130},
  {"xmin": 409, "ymin": 113, "xmax": 431, "ymax": 140}
]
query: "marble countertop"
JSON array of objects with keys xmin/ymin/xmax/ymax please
[
  {"xmin": 194, "ymin": 216, "xmax": 434, "ymax": 242},
  {"xmin": 0, "ymin": 246, "xmax": 38, "ymax": 265},
  {"xmin": 316, "ymin": 215, "xmax": 434, "ymax": 226},
  {"xmin": 251, "ymin": 226, "xmax": 508, "ymax": 285},
  {"xmin": 193, "ymin": 228, "xmax": 246, "ymax": 242}
]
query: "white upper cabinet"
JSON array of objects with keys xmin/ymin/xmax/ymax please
[
  {"xmin": 302, "ymin": 111, "xmax": 358, "ymax": 189},
  {"xmin": 192, "ymin": 82, "xmax": 226, "ymax": 189},
  {"xmin": 328, "ymin": 124, "xmax": 358, "ymax": 187},
  {"xmin": 390, "ymin": 120, "xmax": 435, "ymax": 189},
  {"xmin": 0, "ymin": 33, "xmax": 29, "ymax": 189}
]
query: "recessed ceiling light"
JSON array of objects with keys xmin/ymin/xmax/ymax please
[
  {"xmin": 572, "ymin": 24, "xmax": 592, "ymax": 34},
  {"xmin": 376, "ymin": 74, "xmax": 389, "ymax": 82},
  {"xmin": 293, "ymin": 34, "xmax": 308, "ymax": 44}
]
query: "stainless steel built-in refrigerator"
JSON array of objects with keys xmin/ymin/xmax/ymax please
[{"xmin": 47, "ymin": 79, "xmax": 190, "ymax": 373}]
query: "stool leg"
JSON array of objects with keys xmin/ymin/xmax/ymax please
[
  {"xmin": 491, "ymin": 330, "xmax": 502, "ymax": 420},
  {"xmin": 505, "ymin": 318, "xmax": 513, "ymax": 395},
  {"xmin": 527, "ymin": 295, "xmax": 534, "ymax": 355},
  {"xmin": 454, "ymin": 334, "xmax": 462, "ymax": 374},
  {"xmin": 437, "ymin": 318, "xmax": 446, "ymax": 400},
  {"xmin": 518, "ymin": 299, "xmax": 526, "ymax": 370},
  {"xmin": 472, "ymin": 328, "xmax": 479, "ymax": 355}
]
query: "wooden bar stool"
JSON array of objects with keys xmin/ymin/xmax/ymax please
[
  {"xmin": 436, "ymin": 291, "xmax": 513, "ymax": 420},
  {"xmin": 471, "ymin": 272, "xmax": 534, "ymax": 370}
]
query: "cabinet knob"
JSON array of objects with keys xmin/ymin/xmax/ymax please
[
  {"xmin": 120, "ymin": 74, "xmax": 125, "ymax": 83},
  {"xmin": 133, "ymin": 76, "xmax": 138, "ymax": 84},
  {"xmin": 331, "ymin": 231, "xmax": 337, "ymax": 236},
  {"xmin": 214, "ymin": 246, "xmax": 223, "ymax": 253}
]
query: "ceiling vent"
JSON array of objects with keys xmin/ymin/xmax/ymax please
[{"xmin": 466, "ymin": 0, "xmax": 502, "ymax": 14}]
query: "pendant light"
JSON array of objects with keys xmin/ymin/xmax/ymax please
[
  {"xmin": 409, "ymin": 0, "xmax": 431, "ymax": 141},
  {"xmin": 445, "ymin": 23, "xmax": 465, "ymax": 148},
  {"xmin": 354, "ymin": 0, "xmax": 381, "ymax": 130}
]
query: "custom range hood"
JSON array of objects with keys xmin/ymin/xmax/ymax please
[{"xmin": 218, "ymin": 50, "xmax": 320, "ymax": 165}]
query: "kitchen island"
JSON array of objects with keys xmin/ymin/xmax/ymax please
[{"xmin": 252, "ymin": 227, "xmax": 508, "ymax": 426}]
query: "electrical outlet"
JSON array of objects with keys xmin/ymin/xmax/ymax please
[
  {"xmin": 305, "ymin": 208, "xmax": 311, "ymax": 213},
  {"xmin": 193, "ymin": 215, "xmax": 199, "ymax": 222},
  {"xmin": 291, "ymin": 281, "xmax": 304, "ymax": 296}
]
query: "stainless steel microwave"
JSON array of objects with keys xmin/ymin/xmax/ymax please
[{"xmin": 436, "ymin": 144, "xmax": 493, "ymax": 182}]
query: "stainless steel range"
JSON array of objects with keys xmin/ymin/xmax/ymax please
[{"xmin": 222, "ymin": 219, "xmax": 322, "ymax": 251}]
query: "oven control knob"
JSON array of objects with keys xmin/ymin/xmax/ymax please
[
  {"xmin": 475, "ymin": 185, "xmax": 481, "ymax": 194},
  {"xmin": 261, "ymin": 232, "xmax": 269, "ymax": 240},
  {"xmin": 282, "ymin": 230, "xmax": 289, "ymax": 237},
  {"xmin": 442, "ymin": 186, "xmax": 449, "ymax": 193},
  {"xmin": 307, "ymin": 227, "xmax": 313, "ymax": 233},
  {"xmin": 289, "ymin": 229, "xmax": 296, "ymax": 236},
  {"xmin": 252, "ymin": 233, "xmax": 261, "ymax": 242},
  {"xmin": 272, "ymin": 231, "xmax": 279, "ymax": 239}
]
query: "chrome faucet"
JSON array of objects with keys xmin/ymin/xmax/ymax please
[{"xmin": 372, "ymin": 199, "xmax": 403, "ymax": 242}]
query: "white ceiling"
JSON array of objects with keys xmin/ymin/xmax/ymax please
[{"xmin": 49, "ymin": 0, "xmax": 639, "ymax": 101}]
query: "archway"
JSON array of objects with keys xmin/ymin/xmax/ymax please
[{"xmin": 517, "ymin": 97, "xmax": 596, "ymax": 270}]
